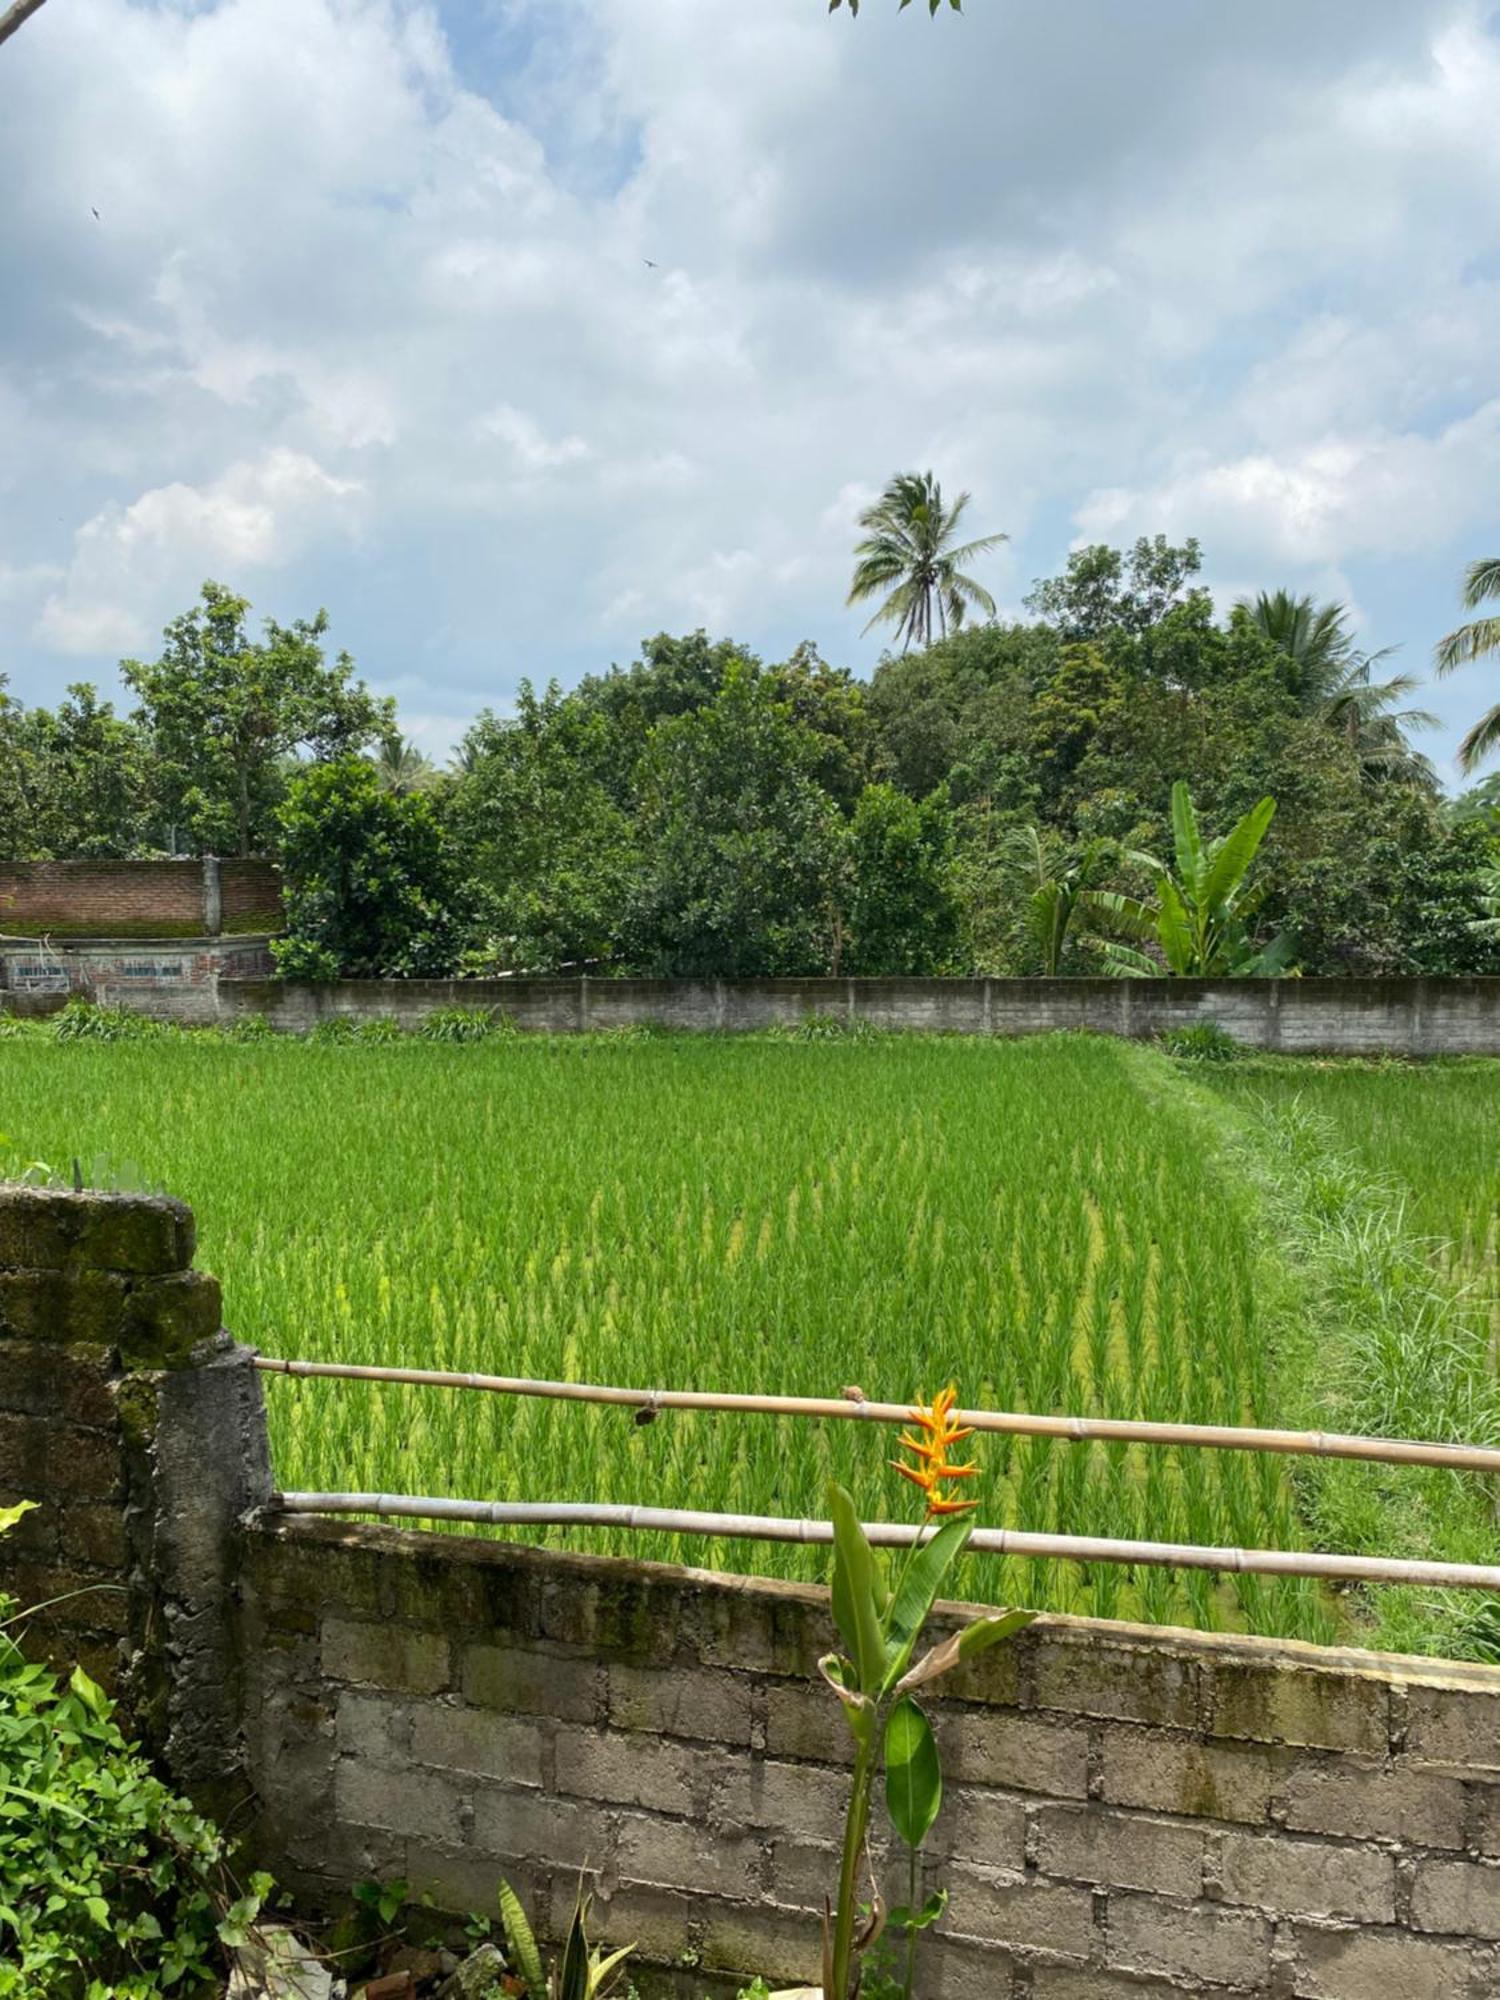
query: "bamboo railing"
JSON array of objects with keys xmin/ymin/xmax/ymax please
[
  {"xmin": 253, "ymin": 1355, "xmax": 1500, "ymax": 1478},
  {"xmin": 271, "ymin": 1493, "xmax": 1500, "ymax": 1593}
]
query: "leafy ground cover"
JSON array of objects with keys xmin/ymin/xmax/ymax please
[{"xmin": 2, "ymin": 1024, "xmax": 1496, "ymax": 1653}]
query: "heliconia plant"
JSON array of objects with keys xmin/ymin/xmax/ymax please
[{"xmin": 817, "ymin": 1388, "xmax": 1035, "ymax": 2000}]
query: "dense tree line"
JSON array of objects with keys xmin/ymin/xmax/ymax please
[{"xmin": 2, "ymin": 547, "xmax": 1497, "ymax": 979}]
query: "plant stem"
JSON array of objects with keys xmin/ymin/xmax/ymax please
[
  {"xmin": 831, "ymin": 1740, "xmax": 877, "ymax": 2000},
  {"xmin": 903, "ymin": 1843, "xmax": 919, "ymax": 2000}
]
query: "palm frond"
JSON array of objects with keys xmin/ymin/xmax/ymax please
[
  {"xmin": 1456, "ymin": 702, "xmax": 1500, "ymax": 775},
  {"xmin": 1461, "ymin": 557, "xmax": 1500, "ymax": 609},
  {"xmin": 1436, "ymin": 616, "xmax": 1500, "ymax": 677}
]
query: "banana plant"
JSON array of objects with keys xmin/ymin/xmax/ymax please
[
  {"xmin": 498, "ymin": 1876, "xmax": 635, "ymax": 2000},
  {"xmin": 1091, "ymin": 779, "xmax": 1292, "ymax": 977},
  {"xmin": 820, "ymin": 1480, "xmax": 1033, "ymax": 2000}
]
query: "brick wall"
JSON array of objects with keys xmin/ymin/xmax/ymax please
[
  {"xmin": 221, "ymin": 974, "xmax": 1500, "ymax": 1056},
  {"xmin": 218, "ymin": 858, "xmax": 286, "ymax": 932},
  {"xmin": 0, "ymin": 857, "xmax": 282, "ymax": 938},
  {"xmin": 242, "ymin": 1518, "xmax": 1500, "ymax": 1998}
]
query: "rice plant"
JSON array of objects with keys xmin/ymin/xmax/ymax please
[{"xmin": 1, "ymin": 1029, "xmax": 1492, "ymax": 1645}]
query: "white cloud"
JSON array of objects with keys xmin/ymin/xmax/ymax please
[
  {"xmin": 37, "ymin": 450, "xmax": 363, "ymax": 654},
  {"xmin": 0, "ymin": 0, "xmax": 1496, "ymax": 773},
  {"xmin": 1077, "ymin": 400, "xmax": 1500, "ymax": 569}
]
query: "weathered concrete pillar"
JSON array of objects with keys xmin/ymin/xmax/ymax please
[
  {"xmin": 201, "ymin": 853, "xmax": 223, "ymax": 936},
  {"xmin": 0, "ymin": 1185, "xmax": 270, "ymax": 1813}
]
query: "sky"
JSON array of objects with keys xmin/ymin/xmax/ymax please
[{"xmin": 1, "ymin": 0, "xmax": 1498, "ymax": 782}]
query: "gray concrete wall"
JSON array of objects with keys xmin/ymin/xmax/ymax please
[
  {"xmin": 213, "ymin": 974, "xmax": 1500, "ymax": 1055},
  {"xmin": 247, "ymin": 1515, "xmax": 1500, "ymax": 1999}
]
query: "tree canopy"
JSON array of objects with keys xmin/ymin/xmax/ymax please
[{"xmin": 4, "ymin": 550, "xmax": 1496, "ymax": 982}]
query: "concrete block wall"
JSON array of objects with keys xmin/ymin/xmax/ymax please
[
  {"xmin": 0, "ymin": 1186, "xmax": 271, "ymax": 1811},
  {"xmin": 244, "ymin": 1517, "xmax": 1500, "ymax": 1998},
  {"xmin": 218, "ymin": 973, "xmax": 1500, "ymax": 1056}
]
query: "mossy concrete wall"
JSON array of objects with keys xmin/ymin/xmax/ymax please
[
  {"xmin": 246, "ymin": 1516, "xmax": 1500, "ymax": 1999},
  {"xmin": 0, "ymin": 1185, "xmax": 270, "ymax": 1813},
  {"xmin": 217, "ymin": 974, "xmax": 1500, "ymax": 1055}
]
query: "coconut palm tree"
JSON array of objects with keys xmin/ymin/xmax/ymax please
[
  {"xmin": 847, "ymin": 472, "xmax": 1006, "ymax": 652},
  {"xmin": 1241, "ymin": 590, "xmax": 1436, "ymax": 782},
  {"xmin": 371, "ymin": 734, "xmax": 438, "ymax": 797},
  {"xmin": 1435, "ymin": 558, "xmax": 1500, "ymax": 773}
]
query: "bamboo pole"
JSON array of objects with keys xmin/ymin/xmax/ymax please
[
  {"xmin": 272, "ymin": 1492, "xmax": 1500, "ymax": 1592},
  {"xmin": 0, "ymin": 0, "xmax": 49, "ymax": 50},
  {"xmin": 253, "ymin": 1355, "xmax": 1500, "ymax": 1477}
]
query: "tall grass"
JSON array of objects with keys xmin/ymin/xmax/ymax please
[{"xmin": 1207, "ymin": 1059, "xmax": 1500, "ymax": 1657}]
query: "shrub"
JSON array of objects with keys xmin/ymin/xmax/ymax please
[
  {"xmin": 351, "ymin": 1016, "xmax": 405, "ymax": 1044},
  {"xmin": 418, "ymin": 1005, "xmax": 507, "ymax": 1043},
  {"xmin": 308, "ymin": 1015, "xmax": 359, "ymax": 1045},
  {"xmin": 223, "ymin": 1012, "xmax": 278, "ymax": 1043},
  {"xmin": 0, "ymin": 1503, "xmax": 273, "ymax": 1997},
  {"xmin": 1159, "ymin": 1022, "xmax": 1241, "ymax": 1063},
  {"xmin": 52, "ymin": 999, "xmax": 164, "ymax": 1044}
]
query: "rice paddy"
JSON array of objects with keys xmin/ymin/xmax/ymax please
[{"xmin": 2, "ymin": 1027, "xmax": 1496, "ymax": 1650}]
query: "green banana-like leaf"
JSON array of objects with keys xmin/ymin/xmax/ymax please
[
  {"xmin": 0, "ymin": 1501, "xmax": 37, "ymax": 1536},
  {"xmin": 885, "ymin": 1696, "xmax": 942, "ymax": 1850},
  {"xmin": 828, "ymin": 1482, "xmax": 889, "ymax": 1695},
  {"xmin": 498, "ymin": 1879, "xmax": 548, "ymax": 2000},
  {"xmin": 882, "ymin": 1514, "xmax": 974, "ymax": 1691},
  {"xmin": 1170, "ymin": 780, "xmax": 1205, "ymax": 898},
  {"xmin": 1155, "ymin": 875, "xmax": 1195, "ymax": 974},
  {"xmin": 1084, "ymin": 890, "xmax": 1154, "ymax": 939},
  {"xmin": 1097, "ymin": 938, "xmax": 1160, "ymax": 978},
  {"xmin": 1202, "ymin": 794, "xmax": 1276, "ymax": 911}
]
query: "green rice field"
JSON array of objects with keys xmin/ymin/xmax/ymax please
[{"xmin": 2, "ymin": 1026, "xmax": 1497, "ymax": 1653}]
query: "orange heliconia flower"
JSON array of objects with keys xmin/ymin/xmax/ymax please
[{"xmin": 892, "ymin": 1383, "xmax": 980, "ymax": 1516}]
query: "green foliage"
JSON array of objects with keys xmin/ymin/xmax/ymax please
[
  {"xmin": 0, "ymin": 682, "xmax": 153, "ymax": 861},
  {"xmin": 1435, "ymin": 556, "xmax": 1500, "ymax": 772},
  {"xmin": 0, "ymin": 1511, "xmax": 265, "ymax": 1996},
  {"xmin": 1092, "ymin": 781, "xmax": 1290, "ymax": 977},
  {"xmin": 820, "ymin": 1479, "xmax": 1034, "ymax": 1997},
  {"xmin": 843, "ymin": 784, "xmax": 958, "ymax": 975},
  {"xmin": 1159, "ymin": 1023, "xmax": 1241, "ymax": 1064},
  {"xmin": 419, "ymin": 1005, "xmax": 508, "ymax": 1043},
  {"xmin": 498, "ymin": 1876, "xmax": 635, "ymax": 2000},
  {"xmin": 1024, "ymin": 536, "xmax": 1206, "ymax": 642},
  {"xmin": 120, "ymin": 581, "xmax": 390, "ymax": 858},
  {"xmin": 273, "ymin": 756, "xmax": 471, "ymax": 980},
  {"xmin": 52, "ymin": 998, "xmax": 166, "ymax": 1042},
  {"xmin": 625, "ymin": 663, "xmax": 847, "ymax": 977},
  {"xmin": 9, "ymin": 544, "xmax": 1495, "ymax": 980}
]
